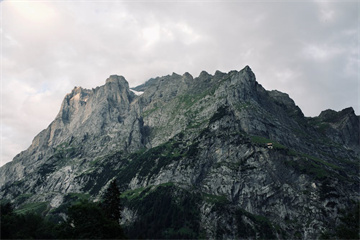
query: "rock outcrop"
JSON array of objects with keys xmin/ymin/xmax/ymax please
[{"xmin": 1, "ymin": 66, "xmax": 359, "ymax": 239}]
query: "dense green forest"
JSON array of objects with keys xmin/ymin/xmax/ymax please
[
  {"xmin": 1, "ymin": 181, "xmax": 358, "ymax": 239},
  {"xmin": 1, "ymin": 180, "xmax": 125, "ymax": 239}
]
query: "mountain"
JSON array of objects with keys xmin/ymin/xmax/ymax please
[{"xmin": 1, "ymin": 66, "xmax": 359, "ymax": 239}]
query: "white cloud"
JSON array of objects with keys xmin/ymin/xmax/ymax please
[
  {"xmin": 0, "ymin": 78, "xmax": 65, "ymax": 166},
  {"xmin": 6, "ymin": 1, "xmax": 57, "ymax": 23},
  {"xmin": 175, "ymin": 23, "xmax": 202, "ymax": 45},
  {"xmin": 142, "ymin": 25, "xmax": 161, "ymax": 47},
  {"xmin": 275, "ymin": 68, "xmax": 301, "ymax": 84},
  {"xmin": 317, "ymin": 2, "xmax": 336, "ymax": 23},
  {"xmin": 302, "ymin": 44, "xmax": 344, "ymax": 61}
]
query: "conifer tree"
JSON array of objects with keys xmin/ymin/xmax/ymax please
[
  {"xmin": 101, "ymin": 179, "xmax": 122, "ymax": 222},
  {"xmin": 60, "ymin": 200, "xmax": 124, "ymax": 239}
]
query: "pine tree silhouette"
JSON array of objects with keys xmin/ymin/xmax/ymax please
[{"xmin": 101, "ymin": 179, "xmax": 122, "ymax": 222}]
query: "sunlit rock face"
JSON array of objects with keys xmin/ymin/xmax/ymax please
[{"xmin": 1, "ymin": 66, "xmax": 359, "ymax": 239}]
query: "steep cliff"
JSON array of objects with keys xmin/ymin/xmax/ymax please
[{"xmin": 1, "ymin": 66, "xmax": 359, "ymax": 239}]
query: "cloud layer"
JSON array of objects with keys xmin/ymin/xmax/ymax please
[{"xmin": 1, "ymin": 0, "xmax": 359, "ymax": 166}]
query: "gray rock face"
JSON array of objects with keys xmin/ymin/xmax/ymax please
[
  {"xmin": 0, "ymin": 75, "xmax": 143, "ymax": 194},
  {"xmin": 1, "ymin": 66, "xmax": 359, "ymax": 239},
  {"xmin": 315, "ymin": 107, "xmax": 360, "ymax": 150}
]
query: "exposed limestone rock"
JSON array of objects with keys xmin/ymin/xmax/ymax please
[{"xmin": 0, "ymin": 66, "xmax": 359, "ymax": 239}]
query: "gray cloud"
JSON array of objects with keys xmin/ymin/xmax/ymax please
[{"xmin": 1, "ymin": 0, "xmax": 358, "ymax": 166}]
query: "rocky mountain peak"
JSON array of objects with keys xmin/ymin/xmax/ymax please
[
  {"xmin": 318, "ymin": 109, "xmax": 338, "ymax": 120},
  {"xmin": 214, "ymin": 70, "xmax": 225, "ymax": 79},
  {"xmin": 105, "ymin": 75, "xmax": 128, "ymax": 86},
  {"xmin": 243, "ymin": 65, "xmax": 252, "ymax": 72},
  {"xmin": 314, "ymin": 107, "xmax": 359, "ymax": 150},
  {"xmin": 237, "ymin": 65, "xmax": 256, "ymax": 83},
  {"xmin": 198, "ymin": 70, "xmax": 212, "ymax": 80},
  {"xmin": 65, "ymin": 86, "xmax": 89, "ymax": 99},
  {"xmin": 1, "ymin": 66, "xmax": 359, "ymax": 240},
  {"xmin": 182, "ymin": 72, "xmax": 193, "ymax": 80},
  {"xmin": 268, "ymin": 89, "xmax": 302, "ymax": 110},
  {"xmin": 171, "ymin": 72, "xmax": 180, "ymax": 77},
  {"xmin": 72, "ymin": 86, "xmax": 84, "ymax": 93},
  {"xmin": 318, "ymin": 107, "xmax": 355, "ymax": 122}
]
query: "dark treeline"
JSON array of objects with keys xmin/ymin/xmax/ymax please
[
  {"xmin": 1, "ymin": 180, "xmax": 126, "ymax": 239},
  {"xmin": 1, "ymin": 181, "xmax": 358, "ymax": 239}
]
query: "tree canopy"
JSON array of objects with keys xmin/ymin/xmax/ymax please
[
  {"xmin": 1, "ymin": 179, "xmax": 125, "ymax": 239},
  {"xmin": 101, "ymin": 179, "xmax": 122, "ymax": 222}
]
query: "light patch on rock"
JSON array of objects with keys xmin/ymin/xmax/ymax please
[
  {"xmin": 50, "ymin": 194, "xmax": 64, "ymax": 208},
  {"xmin": 121, "ymin": 207, "xmax": 138, "ymax": 225},
  {"xmin": 71, "ymin": 93, "xmax": 80, "ymax": 101}
]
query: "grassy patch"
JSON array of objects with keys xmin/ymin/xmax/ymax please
[
  {"xmin": 187, "ymin": 119, "xmax": 208, "ymax": 130},
  {"xmin": 66, "ymin": 192, "xmax": 90, "ymax": 202},
  {"xmin": 118, "ymin": 139, "xmax": 191, "ymax": 186},
  {"xmin": 177, "ymin": 94, "xmax": 200, "ymax": 109},
  {"xmin": 143, "ymin": 106, "xmax": 160, "ymax": 118},
  {"xmin": 89, "ymin": 156, "xmax": 103, "ymax": 167},
  {"xmin": 250, "ymin": 135, "xmax": 286, "ymax": 150},
  {"xmin": 14, "ymin": 194, "xmax": 33, "ymax": 205},
  {"xmin": 285, "ymin": 156, "xmax": 337, "ymax": 180},
  {"xmin": 121, "ymin": 187, "xmax": 146, "ymax": 201},
  {"xmin": 234, "ymin": 102, "xmax": 252, "ymax": 112},
  {"xmin": 49, "ymin": 141, "xmax": 79, "ymax": 170},
  {"xmin": 203, "ymin": 193, "xmax": 228, "ymax": 204},
  {"xmin": 300, "ymin": 153, "xmax": 341, "ymax": 170},
  {"xmin": 15, "ymin": 202, "xmax": 49, "ymax": 215},
  {"xmin": 122, "ymin": 183, "xmax": 175, "ymax": 201}
]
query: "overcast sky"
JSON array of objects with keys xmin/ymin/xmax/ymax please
[{"xmin": 1, "ymin": 0, "xmax": 359, "ymax": 166}]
